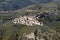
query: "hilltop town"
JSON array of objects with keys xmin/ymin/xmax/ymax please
[{"xmin": 12, "ymin": 15, "xmax": 43, "ymax": 26}]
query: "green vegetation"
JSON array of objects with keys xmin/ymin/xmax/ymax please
[{"xmin": 0, "ymin": 2, "xmax": 60, "ymax": 40}]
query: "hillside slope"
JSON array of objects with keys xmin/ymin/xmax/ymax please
[{"xmin": 0, "ymin": 3, "xmax": 60, "ymax": 40}]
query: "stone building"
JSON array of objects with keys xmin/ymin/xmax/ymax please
[{"xmin": 12, "ymin": 16, "xmax": 43, "ymax": 26}]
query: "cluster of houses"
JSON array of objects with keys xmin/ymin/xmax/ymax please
[{"xmin": 12, "ymin": 16, "xmax": 43, "ymax": 26}]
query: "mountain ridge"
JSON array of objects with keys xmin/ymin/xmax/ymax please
[{"xmin": 0, "ymin": 0, "xmax": 55, "ymax": 11}]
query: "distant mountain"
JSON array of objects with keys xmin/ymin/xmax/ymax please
[
  {"xmin": 0, "ymin": 0, "xmax": 34, "ymax": 11},
  {"xmin": 0, "ymin": 0, "xmax": 59, "ymax": 11},
  {"xmin": 30, "ymin": 0, "xmax": 53, "ymax": 3}
]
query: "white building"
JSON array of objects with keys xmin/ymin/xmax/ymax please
[
  {"xmin": 25, "ymin": 33, "xmax": 35, "ymax": 39},
  {"xmin": 12, "ymin": 16, "xmax": 43, "ymax": 26}
]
